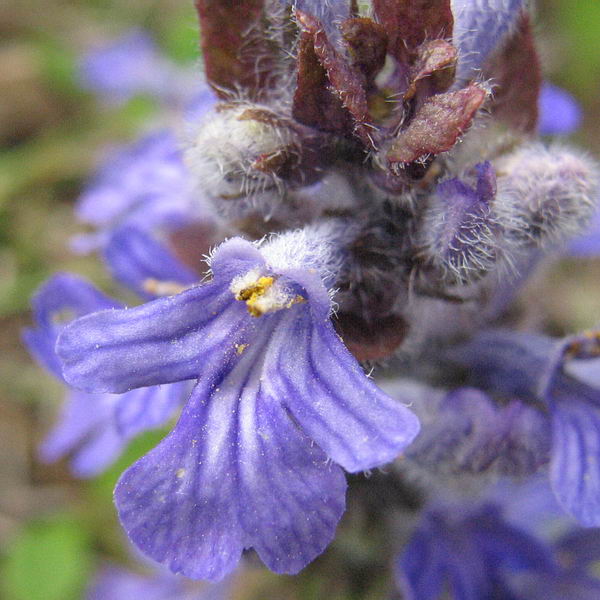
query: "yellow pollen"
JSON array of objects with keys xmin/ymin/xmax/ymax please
[
  {"xmin": 235, "ymin": 343, "xmax": 249, "ymax": 354},
  {"xmin": 235, "ymin": 276, "xmax": 275, "ymax": 316}
]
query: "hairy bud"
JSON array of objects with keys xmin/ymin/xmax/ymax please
[
  {"xmin": 494, "ymin": 144, "xmax": 599, "ymax": 250},
  {"xmin": 186, "ymin": 102, "xmax": 303, "ymax": 220},
  {"xmin": 418, "ymin": 161, "xmax": 500, "ymax": 284}
]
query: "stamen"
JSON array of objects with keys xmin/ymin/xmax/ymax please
[{"xmin": 233, "ymin": 274, "xmax": 305, "ymax": 316}]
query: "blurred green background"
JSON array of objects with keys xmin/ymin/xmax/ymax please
[{"xmin": 1, "ymin": 1, "xmax": 600, "ymax": 599}]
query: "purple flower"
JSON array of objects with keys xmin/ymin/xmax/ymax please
[
  {"xmin": 538, "ymin": 83, "xmax": 582, "ymax": 136},
  {"xmin": 453, "ymin": 329, "xmax": 600, "ymax": 526},
  {"xmin": 79, "ymin": 30, "xmax": 202, "ymax": 107},
  {"xmin": 23, "ymin": 272, "xmax": 188, "ymax": 477},
  {"xmin": 71, "ymin": 129, "xmax": 220, "ymax": 296},
  {"xmin": 505, "ymin": 502, "xmax": 600, "ymax": 599},
  {"xmin": 103, "ymin": 225, "xmax": 198, "ymax": 300},
  {"xmin": 401, "ymin": 385, "xmax": 551, "ymax": 478},
  {"xmin": 396, "ymin": 492, "xmax": 600, "ymax": 600},
  {"xmin": 56, "ymin": 224, "xmax": 420, "ymax": 580},
  {"xmin": 396, "ymin": 500, "xmax": 557, "ymax": 600},
  {"xmin": 73, "ymin": 131, "xmax": 198, "ymax": 254}
]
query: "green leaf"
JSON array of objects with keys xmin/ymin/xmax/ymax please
[
  {"xmin": 556, "ymin": 3, "xmax": 600, "ymax": 98},
  {"xmin": 37, "ymin": 39, "xmax": 80, "ymax": 97},
  {"xmin": 1, "ymin": 515, "xmax": 93, "ymax": 600},
  {"xmin": 161, "ymin": 9, "xmax": 201, "ymax": 64}
]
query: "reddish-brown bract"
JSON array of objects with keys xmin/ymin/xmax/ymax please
[
  {"xmin": 194, "ymin": 0, "xmax": 276, "ymax": 98},
  {"xmin": 405, "ymin": 39, "xmax": 457, "ymax": 101},
  {"xmin": 293, "ymin": 29, "xmax": 355, "ymax": 134},
  {"xmin": 387, "ymin": 83, "xmax": 487, "ymax": 166},
  {"xmin": 294, "ymin": 10, "xmax": 375, "ymax": 146},
  {"xmin": 341, "ymin": 18, "xmax": 389, "ymax": 85},
  {"xmin": 372, "ymin": 0, "xmax": 454, "ymax": 61},
  {"xmin": 485, "ymin": 13, "xmax": 541, "ymax": 134}
]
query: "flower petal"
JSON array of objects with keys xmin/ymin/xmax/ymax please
[
  {"xmin": 395, "ymin": 521, "xmax": 446, "ymax": 600},
  {"xmin": 79, "ymin": 30, "xmax": 192, "ymax": 106},
  {"xmin": 264, "ymin": 309, "xmax": 420, "ymax": 472},
  {"xmin": 103, "ymin": 226, "xmax": 198, "ymax": 298},
  {"xmin": 58, "ymin": 282, "xmax": 247, "ymax": 393},
  {"xmin": 40, "ymin": 383, "xmax": 186, "ymax": 478},
  {"xmin": 75, "ymin": 131, "xmax": 192, "ymax": 237},
  {"xmin": 398, "ymin": 502, "xmax": 557, "ymax": 600},
  {"xmin": 114, "ymin": 347, "xmax": 346, "ymax": 581},
  {"xmin": 114, "ymin": 383, "xmax": 188, "ymax": 438},
  {"xmin": 87, "ymin": 566, "xmax": 184, "ymax": 600},
  {"xmin": 451, "ymin": 330, "xmax": 557, "ymax": 402},
  {"xmin": 23, "ymin": 273, "xmax": 119, "ymax": 379},
  {"xmin": 40, "ymin": 390, "xmax": 124, "ymax": 477},
  {"xmin": 550, "ymin": 398, "xmax": 600, "ymax": 526}
]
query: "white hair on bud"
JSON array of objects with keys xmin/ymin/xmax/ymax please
[
  {"xmin": 185, "ymin": 102, "xmax": 301, "ymax": 220},
  {"xmin": 418, "ymin": 179, "xmax": 500, "ymax": 285},
  {"xmin": 259, "ymin": 218, "xmax": 361, "ymax": 286},
  {"xmin": 494, "ymin": 143, "xmax": 600, "ymax": 250}
]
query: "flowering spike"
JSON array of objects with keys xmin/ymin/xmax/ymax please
[{"xmin": 25, "ymin": 0, "xmax": 600, "ymax": 587}]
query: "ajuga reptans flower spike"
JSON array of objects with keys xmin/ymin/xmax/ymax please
[{"xmin": 25, "ymin": 0, "xmax": 600, "ymax": 587}]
